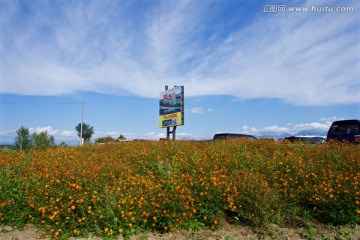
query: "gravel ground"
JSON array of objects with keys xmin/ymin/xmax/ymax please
[{"xmin": 1, "ymin": 222, "xmax": 359, "ymax": 240}]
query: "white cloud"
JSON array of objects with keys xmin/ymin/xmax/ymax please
[
  {"xmin": 29, "ymin": 126, "xmax": 78, "ymax": 139},
  {"xmin": 0, "ymin": 1, "xmax": 359, "ymax": 106},
  {"xmin": 144, "ymin": 131, "xmax": 195, "ymax": 140},
  {"xmin": 190, "ymin": 107, "xmax": 205, "ymax": 114},
  {"xmin": 239, "ymin": 117, "xmax": 344, "ymax": 137},
  {"xmin": 189, "ymin": 107, "xmax": 213, "ymax": 114},
  {"xmin": 0, "ymin": 130, "xmax": 17, "ymax": 142},
  {"xmin": 0, "ymin": 126, "xmax": 78, "ymax": 143},
  {"xmin": 94, "ymin": 131, "xmax": 119, "ymax": 139}
]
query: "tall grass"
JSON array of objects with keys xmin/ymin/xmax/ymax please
[{"xmin": 0, "ymin": 140, "xmax": 359, "ymax": 239}]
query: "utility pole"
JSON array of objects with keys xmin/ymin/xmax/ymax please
[
  {"xmin": 20, "ymin": 134, "xmax": 22, "ymax": 151},
  {"xmin": 80, "ymin": 102, "xmax": 84, "ymax": 146}
]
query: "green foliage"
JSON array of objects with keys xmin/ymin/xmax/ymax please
[
  {"xmin": 75, "ymin": 123, "xmax": 94, "ymax": 143},
  {"xmin": 14, "ymin": 126, "xmax": 32, "ymax": 151},
  {"xmin": 14, "ymin": 127, "xmax": 56, "ymax": 151},
  {"xmin": 58, "ymin": 142, "xmax": 68, "ymax": 148},
  {"xmin": 95, "ymin": 136, "xmax": 116, "ymax": 144},
  {"xmin": 117, "ymin": 134, "xmax": 126, "ymax": 141},
  {"xmin": 31, "ymin": 131, "xmax": 55, "ymax": 150}
]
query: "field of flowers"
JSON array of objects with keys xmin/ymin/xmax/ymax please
[{"xmin": 0, "ymin": 140, "xmax": 359, "ymax": 239}]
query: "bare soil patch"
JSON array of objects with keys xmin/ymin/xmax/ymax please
[{"xmin": 1, "ymin": 222, "xmax": 359, "ymax": 240}]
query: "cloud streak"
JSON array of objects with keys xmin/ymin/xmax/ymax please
[
  {"xmin": 1, "ymin": 0, "xmax": 359, "ymax": 106},
  {"xmin": 188, "ymin": 107, "xmax": 213, "ymax": 114},
  {"xmin": 239, "ymin": 117, "xmax": 342, "ymax": 137}
]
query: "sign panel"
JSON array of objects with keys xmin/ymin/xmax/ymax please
[{"xmin": 159, "ymin": 86, "xmax": 184, "ymax": 128}]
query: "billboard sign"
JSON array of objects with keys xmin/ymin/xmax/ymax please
[{"xmin": 159, "ymin": 86, "xmax": 184, "ymax": 128}]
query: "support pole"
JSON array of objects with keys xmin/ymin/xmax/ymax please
[
  {"xmin": 80, "ymin": 102, "xmax": 84, "ymax": 146},
  {"xmin": 167, "ymin": 127, "xmax": 170, "ymax": 140},
  {"xmin": 165, "ymin": 85, "xmax": 171, "ymax": 140},
  {"xmin": 172, "ymin": 126, "xmax": 177, "ymax": 140}
]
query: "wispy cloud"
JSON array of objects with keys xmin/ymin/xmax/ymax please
[
  {"xmin": 29, "ymin": 126, "xmax": 77, "ymax": 139},
  {"xmin": 239, "ymin": 117, "xmax": 343, "ymax": 137},
  {"xmin": 188, "ymin": 107, "xmax": 214, "ymax": 114},
  {"xmin": 1, "ymin": 1, "xmax": 359, "ymax": 106},
  {"xmin": 0, "ymin": 126, "xmax": 77, "ymax": 143},
  {"xmin": 0, "ymin": 130, "xmax": 17, "ymax": 142}
]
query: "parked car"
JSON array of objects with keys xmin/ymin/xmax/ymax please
[
  {"xmin": 284, "ymin": 136, "xmax": 326, "ymax": 144},
  {"xmin": 326, "ymin": 119, "xmax": 360, "ymax": 143},
  {"xmin": 213, "ymin": 133, "xmax": 257, "ymax": 140}
]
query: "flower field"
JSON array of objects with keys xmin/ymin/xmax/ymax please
[{"xmin": 0, "ymin": 140, "xmax": 359, "ymax": 239}]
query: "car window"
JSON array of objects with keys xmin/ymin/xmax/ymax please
[
  {"xmin": 330, "ymin": 124, "xmax": 359, "ymax": 135},
  {"xmin": 213, "ymin": 133, "xmax": 256, "ymax": 140}
]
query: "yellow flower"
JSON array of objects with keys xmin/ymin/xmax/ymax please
[
  {"xmin": 104, "ymin": 227, "xmax": 109, "ymax": 232},
  {"xmin": 118, "ymin": 228, "xmax": 123, "ymax": 233}
]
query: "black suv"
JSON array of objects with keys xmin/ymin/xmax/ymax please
[
  {"xmin": 213, "ymin": 133, "xmax": 257, "ymax": 140},
  {"xmin": 284, "ymin": 136, "xmax": 326, "ymax": 144},
  {"xmin": 326, "ymin": 119, "xmax": 360, "ymax": 143}
]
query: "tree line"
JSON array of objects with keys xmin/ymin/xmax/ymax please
[
  {"xmin": 13, "ymin": 123, "xmax": 95, "ymax": 151},
  {"xmin": 15, "ymin": 126, "xmax": 55, "ymax": 151},
  {"xmin": 10, "ymin": 123, "xmax": 126, "ymax": 151}
]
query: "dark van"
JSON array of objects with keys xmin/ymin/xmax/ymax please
[
  {"xmin": 326, "ymin": 119, "xmax": 360, "ymax": 143},
  {"xmin": 284, "ymin": 136, "xmax": 326, "ymax": 144},
  {"xmin": 213, "ymin": 133, "xmax": 257, "ymax": 140}
]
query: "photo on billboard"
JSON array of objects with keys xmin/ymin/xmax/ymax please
[
  {"xmin": 159, "ymin": 112, "xmax": 183, "ymax": 128},
  {"xmin": 159, "ymin": 86, "xmax": 184, "ymax": 128}
]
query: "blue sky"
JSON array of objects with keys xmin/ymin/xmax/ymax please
[{"xmin": 0, "ymin": 0, "xmax": 359, "ymax": 144}]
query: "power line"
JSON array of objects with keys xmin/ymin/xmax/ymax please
[{"xmin": 0, "ymin": 102, "xmax": 82, "ymax": 105}]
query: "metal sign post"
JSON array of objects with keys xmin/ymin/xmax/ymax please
[{"xmin": 166, "ymin": 125, "xmax": 177, "ymax": 140}]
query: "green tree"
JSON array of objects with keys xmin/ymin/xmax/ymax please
[
  {"xmin": 95, "ymin": 136, "xmax": 116, "ymax": 144},
  {"xmin": 75, "ymin": 123, "xmax": 94, "ymax": 143},
  {"xmin": 117, "ymin": 134, "xmax": 126, "ymax": 141},
  {"xmin": 32, "ymin": 131, "xmax": 55, "ymax": 150},
  {"xmin": 15, "ymin": 126, "xmax": 32, "ymax": 151},
  {"xmin": 58, "ymin": 141, "xmax": 68, "ymax": 148}
]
